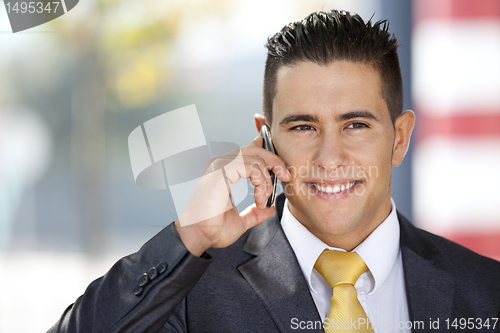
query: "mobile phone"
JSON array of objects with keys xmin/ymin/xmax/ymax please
[{"xmin": 260, "ymin": 124, "xmax": 278, "ymax": 207}]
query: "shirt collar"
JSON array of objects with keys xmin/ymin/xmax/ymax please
[{"xmin": 281, "ymin": 198, "xmax": 400, "ymax": 295}]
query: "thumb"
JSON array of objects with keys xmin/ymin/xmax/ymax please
[{"xmin": 240, "ymin": 203, "xmax": 275, "ymax": 230}]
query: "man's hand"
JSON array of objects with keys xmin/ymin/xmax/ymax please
[{"xmin": 174, "ymin": 135, "xmax": 291, "ymax": 256}]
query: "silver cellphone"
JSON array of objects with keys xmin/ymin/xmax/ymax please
[{"xmin": 260, "ymin": 124, "xmax": 278, "ymax": 207}]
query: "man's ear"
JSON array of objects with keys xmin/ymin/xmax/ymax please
[
  {"xmin": 254, "ymin": 114, "xmax": 267, "ymax": 133},
  {"xmin": 392, "ymin": 110, "xmax": 416, "ymax": 167}
]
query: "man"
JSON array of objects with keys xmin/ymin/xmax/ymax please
[{"xmin": 50, "ymin": 10, "xmax": 500, "ymax": 333}]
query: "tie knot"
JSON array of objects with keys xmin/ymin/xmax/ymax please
[{"xmin": 314, "ymin": 250, "xmax": 367, "ymax": 288}]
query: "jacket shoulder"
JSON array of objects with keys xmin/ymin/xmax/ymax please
[{"xmin": 398, "ymin": 212, "xmax": 500, "ymax": 280}]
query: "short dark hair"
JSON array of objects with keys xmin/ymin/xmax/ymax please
[{"xmin": 263, "ymin": 10, "xmax": 402, "ymax": 125}]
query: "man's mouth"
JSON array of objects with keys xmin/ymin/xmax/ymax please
[{"xmin": 310, "ymin": 181, "xmax": 358, "ymax": 194}]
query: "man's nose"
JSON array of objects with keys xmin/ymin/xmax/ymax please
[{"xmin": 311, "ymin": 130, "xmax": 349, "ymax": 171}]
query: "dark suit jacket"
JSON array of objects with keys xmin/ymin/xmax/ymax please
[{"xmin": 49, "ymin": 194, "xmax": 500, "ymax": 333}]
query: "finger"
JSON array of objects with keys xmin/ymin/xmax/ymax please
[
  {"xmin": 212, "ymin": 154, "xmax": 270, "ymax": 209},
  {"xmin": 240, "ymin": 203, "xmax": 275, "ymax": 230},
  {"xmin": 249, "ymin": 172, "xmax": 269, "ymax": 210},
  {"xmin": 245, "ymin": 158, "xmax": 273, "ymax": 208},
  {"xmin": 253, "ymin": 134, "xmax": 264, "ymax": 147},
  {"xmin": 209, "ymin": 153, "xmax": 275, "ymax": 209},
  {"xmin": 229, "ymin": 157, "xmax": 272, "ymax": 209},
  {"xmin": 242, "ymin": 138, "xmax": 291, "ymax": 182}
]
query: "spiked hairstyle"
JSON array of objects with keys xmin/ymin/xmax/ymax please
[{"xmin": 263, "ymin": 10, "xmax": 402, "ymax": 126}]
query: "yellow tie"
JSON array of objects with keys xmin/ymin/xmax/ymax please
[{"xmin": 314, "ymin": 250, "xmax": 374, "ymax": 333}]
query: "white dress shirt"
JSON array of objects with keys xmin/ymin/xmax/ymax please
[{"xmin": 281, "ymin": 198, "xmax": 411, "ymax": 332}]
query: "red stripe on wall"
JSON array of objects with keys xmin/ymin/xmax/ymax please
[
  {"xmin": 414, "ymin": 0, "xmax": 500, "ymax": 21},
  {"xmin": 415, "ymin": 111, "xmax": 500, "ymax": 140},
  {"xmin": 445, "ymin": 232, "xmax": 500, "ymax": 260}
]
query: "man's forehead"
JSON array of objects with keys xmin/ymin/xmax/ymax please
[
  {"xmin": 271, "ymin": 60, "xmax": 388, "ymax": 124},
  {"xmin": 275, "ymin": 60, "xmax": 380, "ymax": 79},
  {"xmin": 273, "ymin": 61, "xmax": 383, "ymax": 101}
]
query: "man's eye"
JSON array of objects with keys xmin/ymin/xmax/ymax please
[
  {"xmin": 291, "ymin": 124, "xmax": 314, "ymax": 131},
  {"xmin": 346, "ymin": 122, "xmax": 369, "ymax": 129}
]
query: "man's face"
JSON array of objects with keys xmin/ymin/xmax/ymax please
[{"xmin": 270, "ymin": 60, "xmax": 398, "ymax": 249}]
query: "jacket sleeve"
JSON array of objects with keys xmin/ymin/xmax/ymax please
[{"xmin": 47, "ymin": 222, "xmax": 213, "ymax": 333}]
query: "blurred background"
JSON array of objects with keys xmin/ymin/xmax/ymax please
[{"xmin": 0, "ymin": 0, "xmax": 498, "ymax": 331}]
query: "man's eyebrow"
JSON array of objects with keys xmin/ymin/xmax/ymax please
[
  {"xmin": 279, "ymin": 114, "xmax": 319, "ymax": 126},
  {"xmin": 336, "ymin": 111, "xmax": 381, "ymax": 123},
  {"xmin": 278, "ymin": 111, "xmax": 381, "ymax": 126}
]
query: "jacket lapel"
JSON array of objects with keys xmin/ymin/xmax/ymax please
[
  {"xmin": 398, "ymin": 213, "xmax": 453, "ymax": 332},
  {"xmin": 238, "ymin": 195, "xmax": 322, "ymax": 333}
]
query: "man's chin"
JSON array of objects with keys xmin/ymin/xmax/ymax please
[
  {"xmin": 288, "ymin": 199, "xmax": 358, "ymax": 228},
  {"xmin": 297, "ymin": 214, "xmax": 364, "ymax": 249}
]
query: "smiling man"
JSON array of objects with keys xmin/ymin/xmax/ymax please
[
  {"xmin": 50, "ymin": 10, "xmax": 500, "ymax": 333},
  {"xmin": 264, "ymin": 60, "xmax": 412, "ymax": 252}
]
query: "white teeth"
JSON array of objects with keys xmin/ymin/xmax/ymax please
[{"xmin": 312, "ymin": 182, "xmax": 355, "ymax": 194}]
